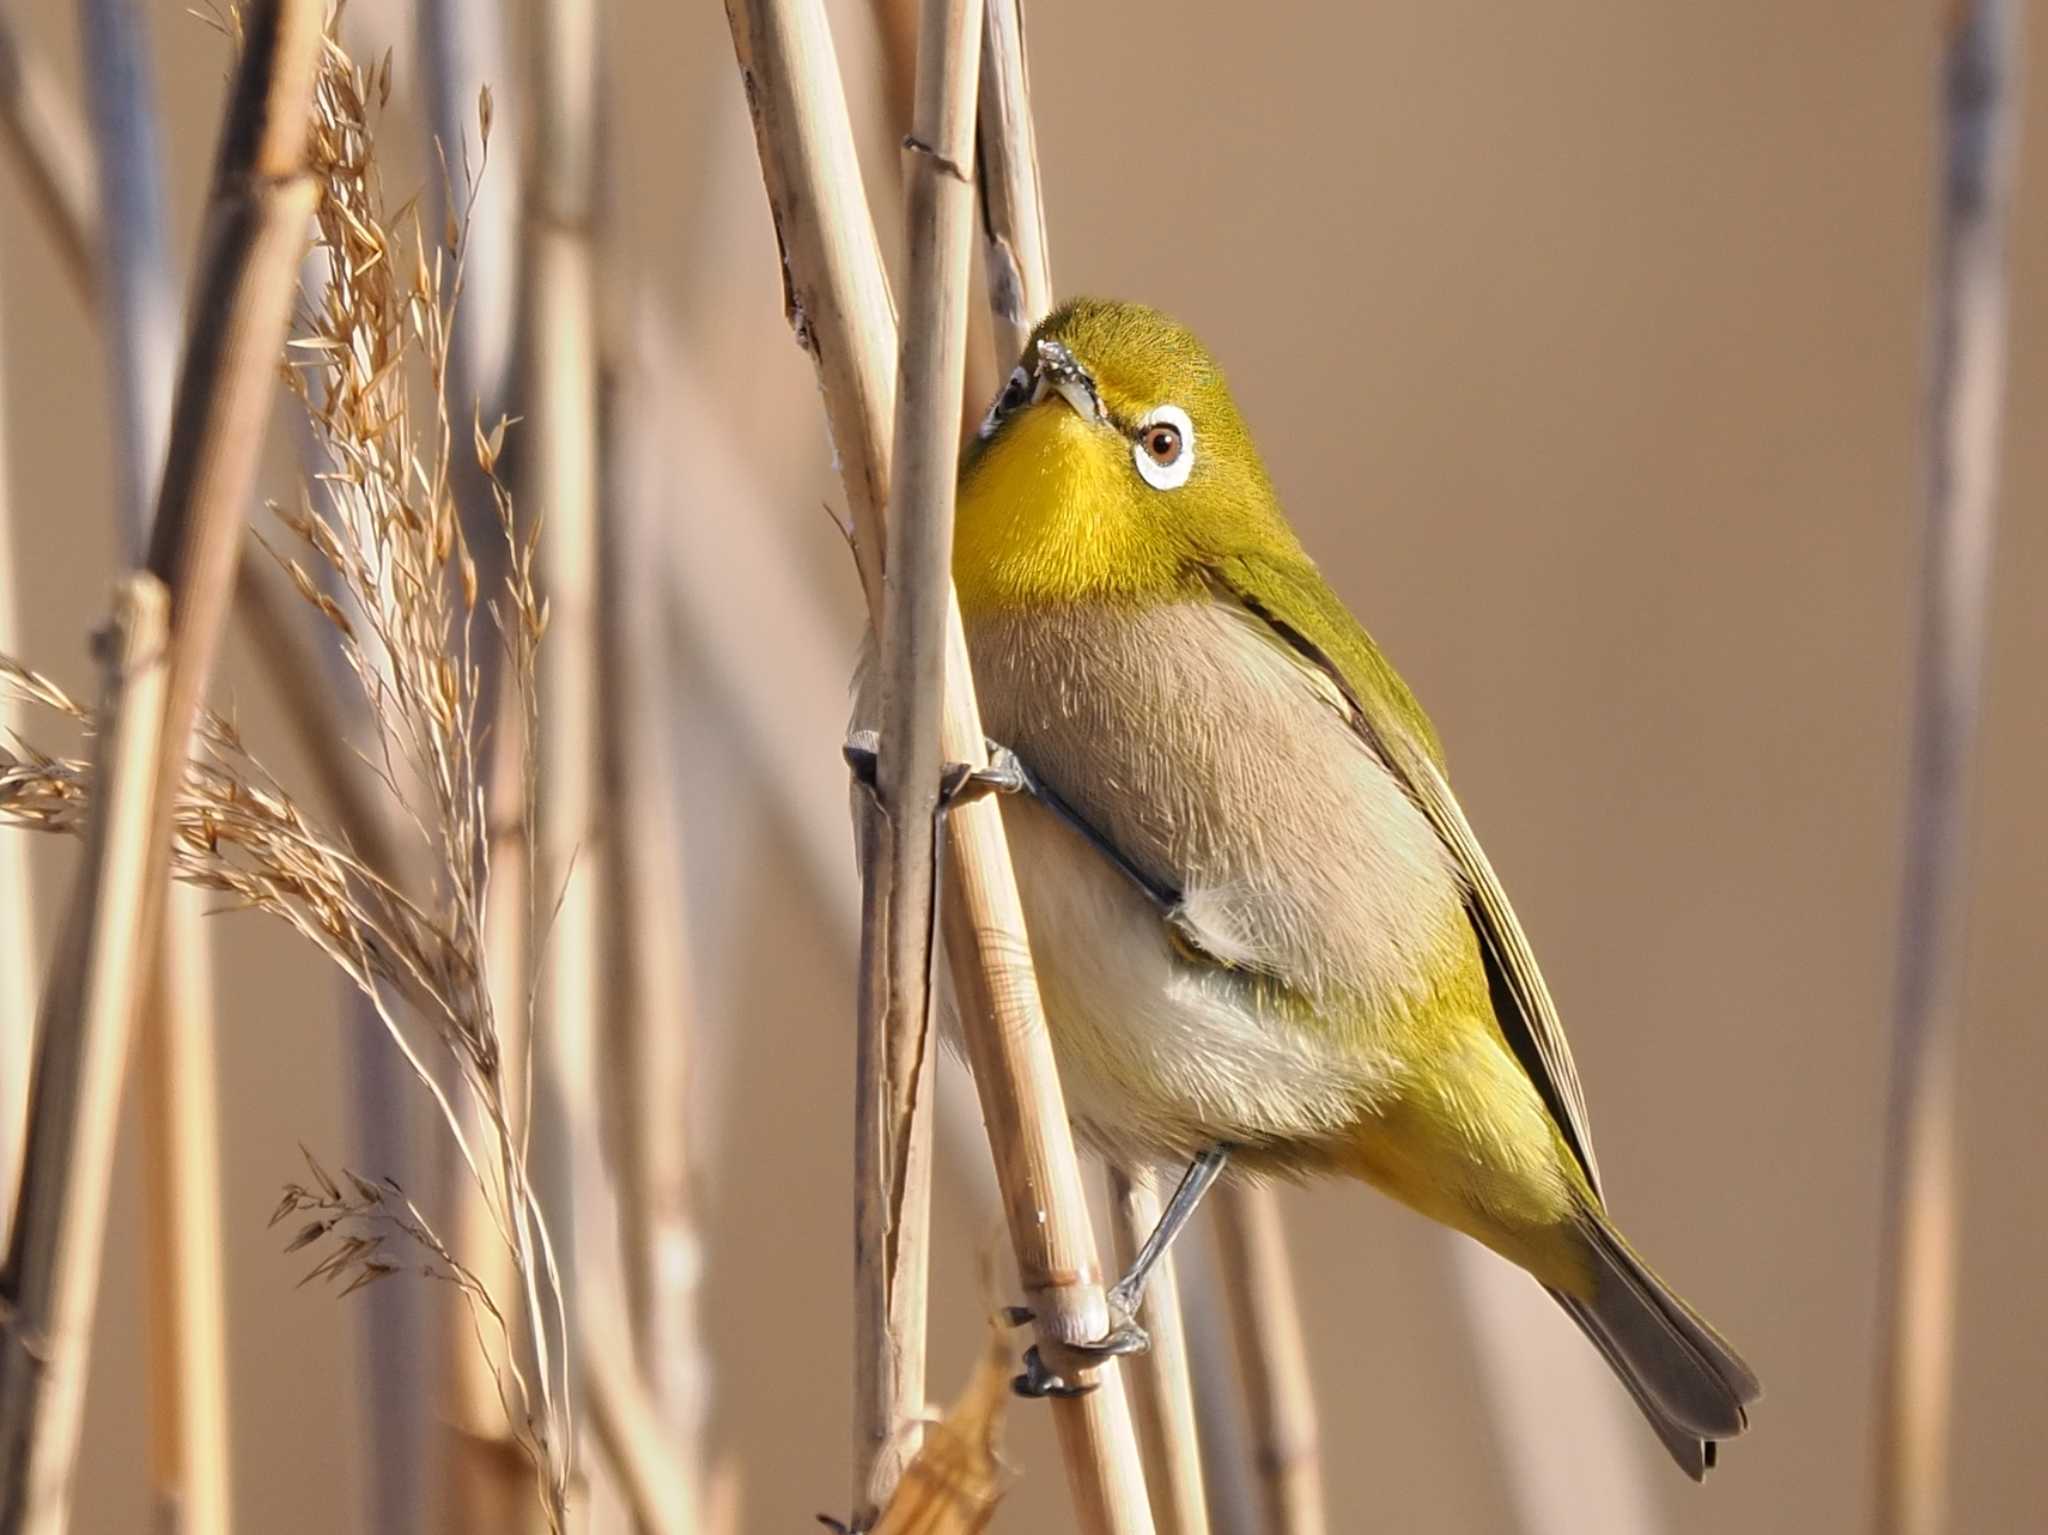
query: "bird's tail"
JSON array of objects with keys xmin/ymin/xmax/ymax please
[{"xmin": 1549, "ymin": 1211, "xmax": 1762, "ymax": 1480}]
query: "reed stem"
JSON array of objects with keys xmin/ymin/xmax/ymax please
[
  {"xmin": 0, "ymin": 205, "xmax": 35, "ymax": 1260},
  {"xmin": 1874, "ymin": 6, "xmax": 2020, "ymax": 1534},
  {"xmin": 1212, "ymin": 1185, "xmax": 1324, "ymax": 1535},
  {"xmin": 0, "ymin": 8, "xmax": 321, "ymax": 1528},
  {"xmin": 0, "ymin": 579, "xmax": 173, "ymax": 1535},
  {"xmin": 1109, "ymin": 1168, "xmax": 1211, "ymax": 1535},
  {"xmin": 76, "ymin": 6, "xmax": 234, "ymax": 1528},
  {"xmin": 723, "ymin": 2, "xmax": 1155, "ymax": 1527}
]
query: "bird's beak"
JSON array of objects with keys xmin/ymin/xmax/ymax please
[{"xmin": 1032, "ymin": 338, "xmax": 1103, "ymax": 424}]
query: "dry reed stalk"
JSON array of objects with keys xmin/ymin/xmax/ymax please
[
  {"xmin": 0, "ymin": 5, "xmax": 411, "ymax": 889},
  {"xmin": 863, "ymin": 0, "xmax": 999, "ymax": 417},
  {"xmin": 1211, "ymin": 1186, "xmax": 1324, "ymax": 1535},
  {"xmin": 722, "ymin": 3, "xmax": 1155, "ymax": 1531},
  {"xmin": 1, "ymin": 15, "xmax": 580, "ymax": 1525},
  {"xmin": 290, "ymin": 27, "xmax": 570, "ymax": 1524},
  {"xmin": 858, "ymin": 0, "xmax": 997, "ymax": 1516},
  {"xmin": 524, "ymin": 1, "xmax": 628, "ymax": 1528},
  {"xmin": 0, "ymin": 6, "xmax": 321, "ymax": 1527},
  {"xmin": 447, "ymin": 695, "xmax": 548, "ymax": 1535},
  {"xmin": 76, "ymin": 6, "xmax": 234, "ymax": 1527},
  {"xmin": 0, "ymin": 236, "xmax": 34, "ymax": 1256},
  {"xmin": 1874, "ymin": 6, "xmax": 2019, "ymax": 1535},
  {"xmin": 970, "ymin": 0, "xmax": 1050, "ymax": 370},
  {"xmin": 721, "ymin": 0, "xmax": 895, "ymax": 617},
  {"xmin": 601, "ymin": 347, "xmax": 713, "ymax": 1492},
  {"xmin": 0, "ymin": 6, "xmax": 96, "ymax": 290},
  {"xmin": 0, "ymin": 579, "xmax": 173, "ymax": 1535},
  {"xmin": 1109, "ymin": 1169, "xmax": 1209, "ymax": 1535}
]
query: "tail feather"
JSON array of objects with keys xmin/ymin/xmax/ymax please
[
  {"xmin": 1552, "ymin": 1213, "xmax": 1761, "ymax": 1476},
  {"xmin": 1552, "ymin": 1291, "xmax": 1714, "ymax": 1480}
]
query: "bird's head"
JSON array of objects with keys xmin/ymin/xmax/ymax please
[{"xmin": 955, "ymin": 299, "xmax": 1290, "ymax": 613}]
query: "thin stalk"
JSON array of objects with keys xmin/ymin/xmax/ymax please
[
  {"xmin": 972, "ymin": 0, "xmax": 1051, "ymax": 368},
  {"xmin": 448, "ymin": 697, "xmax": 547, "ymax": 1534},
  {"xmin": 0, "ymin": 222, "xmax": 35, "ymax": 1256},
  {"xmin": 1211, "ymin": 1186, "xmax": 1324, "ymax": 1535},
  {"xmin": 601, "ymin": 353, "xmax": 712, "ymax": 1499},
  {"xmin": 0, "ymin": 579, "xmax": 173, "ymax": 1535},
  {"xmin": 0, "ymin": 6, "xmax": 322, "ymax": 1528},
  {"xmin": 858, "ymin": 0, "xmax": 992, "ymax": 1516},
  {"xmin": 1873, "ymin": 5, "xmax": 2020, "ymax": 1535},
  {"xmin": 864, "ymin": 0, "xmax": 999, "ymax": 414},
  {"xmin": 527, "ymin": 0, "xmax": 617, "ymax": 1524},
  {"xmin": 722, "ymin": 2, "xmax": 1155, "ymax": 1529},
  {"xmin": 1109, "ymin": 1169, "xmax": 1209, "ymax": 1535},
  {"xmin": 76, "ymin": 6, "xmax": 233, "ymax": 1529}
]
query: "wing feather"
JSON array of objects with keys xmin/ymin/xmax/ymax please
[{"xmin": 1206, "ymin": 555, "xmax": 1605, "ymax": 1199}]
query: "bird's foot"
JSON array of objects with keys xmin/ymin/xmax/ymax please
[
  {"xmin": 1003, "ymin": 1303, "xmax": 1151, "ymax": 1399},
  {"xmin": 842, "ymin": 730, "xmax": 1032, "ymax": 808}
]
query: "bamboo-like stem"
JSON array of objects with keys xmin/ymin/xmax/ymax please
[
  {"xmin": 721, "ymin": 0, "xmax": 895, "ymax": 618},
  {"xmin": 1873, "ymin": 6, "xmax": 2019, "ymax": 1535},
  {"xmin": 0, "ymin": 221, "xmax": 35, "ymax": 1257},
  {"xmin": 1109, "ymin": 1169, "xmax": 1210, "ymax": 1535},
  {"xmin": 722, "ymin": 3, "xmax": 1154, "ymax": 1530},
  {"xmin": 75, "ymin": 7, "xmax": 234, "ymax": 1529},
  {"xmin": 863, "ymin": 0, "xmax": 998, "ymax": 416},
  {"xmin": 855, "ymin": 0, "xmax": 992, "ymax": 1516},
  {"xmin": 0, "ymin": 7, "xmax": 320, "ymax": 1528},
  {"xmin": 972, "ymin": 0, "xmax": 1051, "ymax": 368},
  {"xmin": 0, "ymin": 579, "xmax": 173, "ymax": 1535},
  {"xmin": 0, "ymin": 8, "xmax": 96, "ymax": 291},
  {"xmin": 1211, "ymin": 1186, "xmax": 1324, "ymax": 1535},
  {"xmin": 527, "ymin": 0, "xmax": 619, "ymax": 1525}
]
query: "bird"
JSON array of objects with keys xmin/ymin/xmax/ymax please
[{"xmin": 941, "ymin": 297, "xmax": 1760, "ymax": 1478}]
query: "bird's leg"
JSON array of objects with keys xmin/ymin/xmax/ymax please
[{"xmin": 1010, "ymin": 1145, "xmax": 1231, "ymax": 1398}]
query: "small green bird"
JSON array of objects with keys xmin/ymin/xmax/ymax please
[{"xmin": 948, "ymin": 298, "xmax": 1760, "ymax": 1476}]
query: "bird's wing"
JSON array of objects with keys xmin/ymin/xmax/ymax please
[{"xmin": 1203, "ymin": 551, "xmax": 1605, "ymax": 1198}]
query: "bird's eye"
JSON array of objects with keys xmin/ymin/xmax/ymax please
[
  {"xmin": 1132, "ymin": 404, "xmax": 1195, "ymax": 490},
  {"xmin": 979, "ymin": 365, "xmax": 1033, "ymax": 439}
]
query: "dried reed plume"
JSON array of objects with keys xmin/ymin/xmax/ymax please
[{"xmin": 0, "ymin": 22, "xmax": 574, "ymax": 1530}]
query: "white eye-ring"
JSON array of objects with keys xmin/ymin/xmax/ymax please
[{"xmin": 1132, "ymin": 404, "xmax": 1195, "ymax": 490}]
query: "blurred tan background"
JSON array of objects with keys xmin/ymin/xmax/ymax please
[{"xmin": 4, "ymin": 0, "xmax": 2046, "ymax": 1531}]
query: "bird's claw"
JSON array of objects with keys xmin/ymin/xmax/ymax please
[
  {"xmin": 1002, "ymin": 1305, "xmax": 1151, "ymax": 1399},
  {"xmin": 1011, "ymin": 1344, "xmax": 1097, "ymax": 1400},
  {"xmin": 942, "ymin": 744, "xmax": 1029, "ymax": 808},
  {"xmin": 843, "ymin": 730, "xmax": 1032, "ymax": 809}
]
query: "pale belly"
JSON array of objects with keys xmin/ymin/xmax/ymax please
[
  {"xmin": 958, "ymin": 598, "xmax": 1475, "ymax": 1169},
  {"xmin": 990, "ymin": 789, "xmax": 1403, "ymax": 1167}
]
